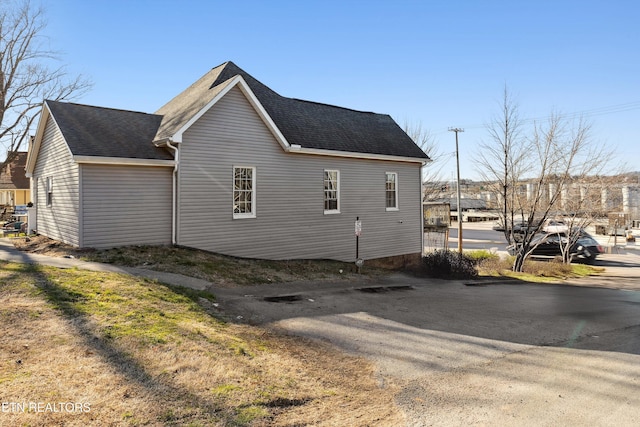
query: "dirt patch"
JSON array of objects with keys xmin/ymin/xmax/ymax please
[{"xmin": 12, "ymin": 235, "xmax": 90, "ymax": 257}]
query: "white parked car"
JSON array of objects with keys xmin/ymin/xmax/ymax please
[{"xmin": 542, "ymin": 219, "xmax": 568, "ymax": 234}]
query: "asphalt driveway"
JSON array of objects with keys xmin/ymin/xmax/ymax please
[
  {"xmin": 214, "ymin": 251, "xmax": 640, "ymax": 426},
  {"xmin": 2, "ymin": 237, "xmax": 638, "ymax": 425}
]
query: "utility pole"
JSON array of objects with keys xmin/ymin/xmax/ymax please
[{"xmin": 449, "ymin": 128, "xmax": 464, "ymax": 254}]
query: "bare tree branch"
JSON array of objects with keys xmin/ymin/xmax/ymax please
[
  {"xmin": 478, "ymin": 88, "xmax": 620, "ymax": 271},
  {"xmin": 403, "ymin": 121, "xmax": 446, "ymax": 201},
  {"xmin": 476, "ymin": 86, "xmax": 530, "ymax": 244},
  {"xmin": 0, "ymin": 0, "xmax": 91, "ymax": 168}
]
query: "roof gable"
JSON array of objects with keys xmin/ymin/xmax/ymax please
[
  {"xmin": 156, "ymin": 62, "xmax": 429, "ymax": 161},
  {"xmin": 155, "ymin": 63, "xmax": 234, "ymax": 141}
]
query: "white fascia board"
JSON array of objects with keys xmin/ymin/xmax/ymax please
[
  {"xmin": 171, "ymin": 75, "xmax": 291, "ymax": 150},
  {"xmin": 234, "ymin": 78, "xmax": 291, "ymax": 150},
  {"xmin": 286, "ymin": 146, "xmax": 431, "ymax": 164},
  {"xmin": 25, "ymin": 101, "xmax": 52, "ymax": 175},
  {"xmin": 27, "ymin": 100, "xmax": 77, "ymax": 175},
  {"xmin": 73, "ymin": 156, "xmax": 175, "ymax": 167}
]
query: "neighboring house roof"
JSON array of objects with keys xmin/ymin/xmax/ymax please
[
  {"xmin": 45, "ymin": 101, "xmax": 173, "ymax": 160},
  {"xmin": 156, "ymin": 61, "xmax": 429, "ymax": 160},
  {"xmin": 0, "ymin": 152, "xmax": 29, "ymax": 190}
]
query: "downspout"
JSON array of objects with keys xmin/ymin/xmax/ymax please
[
  {"xmin": 164, "ymin": 140, "xmax": 179, "ymax": 246},
  {"xmin": 420, "ymin": 161, "xmax": 426, "ymax": 257}
]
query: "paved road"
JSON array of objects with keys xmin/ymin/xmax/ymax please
[{"xmin": 214, "ymin": 251, "xmax": 640, "ymax": 426}]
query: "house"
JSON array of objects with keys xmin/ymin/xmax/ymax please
[
  {"xmin": 26, "ymin": 62, "xmax": 430, "ymax": 262},
  {"xmin": 0, "ymin": 152, "xmax": 30, "ymax": 207}
]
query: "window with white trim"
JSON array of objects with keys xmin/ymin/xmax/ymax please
[
  {"xmin": 46, "ymin": 177, "xmax": 53, "ymax": 207},
  {"xmin": 233, "ymin": 166, "xmax": 256, "ymax": 218},
  {"xmin": 323, "ymin": 169, "xmax": 340, "ymax": 213},
  {"xmin": 385, "ymin": 172, "xmax": 398, "ymax": 210}
]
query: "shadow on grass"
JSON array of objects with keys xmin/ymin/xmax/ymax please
[{"xmin": 23, "ymin": 263, "xmax": 228, "ymax": 425}]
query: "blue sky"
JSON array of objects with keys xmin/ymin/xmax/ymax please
[{"xmin": 41, "ymin": 0, "xmax": 639, "ymax": 180}]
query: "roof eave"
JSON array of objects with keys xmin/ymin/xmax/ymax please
[
  {"xmin": 285, "ymin": 146, "xmax": 430, "ymax": 164},
  {"xmin": 73, "ymin": 156, "xmax": 175, "ymax": 167},
  {"xmin": 25, "ymin": 101, "xmax": 52, "ymax": 176}
]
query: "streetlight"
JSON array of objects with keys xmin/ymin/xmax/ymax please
[{"xmin": 449, "ymin": 128, "xmax": 464, "ymax": 253}]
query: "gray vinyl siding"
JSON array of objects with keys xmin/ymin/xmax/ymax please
[
  {"xmin": 177, "ymin": 86, "xmax": 423, "ymax": 261},
  {"xmin": 81, "ymin": 164, "xmax": 172, "ymax": 248},
  {"xmin": 32, "ymin": 116, "xmax": 80, "ymax": 246}
]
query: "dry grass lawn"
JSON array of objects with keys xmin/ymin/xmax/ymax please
[
  {"xmin": 0, "ymin": 261, "xmax": 403, "ymax": 426},
  {"xmin": 13, "ymin": 236, "xmax": 390, "ymax": 287},
  {"xmin": 477, "ymin": 254, "xmax": 604, "ymax": 282}
]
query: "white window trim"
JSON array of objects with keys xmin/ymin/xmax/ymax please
[
  {"xmin": 385, "ymin": 172, "xmax": 399, "ymax": 211},
  {"xmin": 232, "ymin": 166, "xmax": 256, "ymax": 219},
  {"xmin": 323, "ymin": 169, "xmax": 340, "ymax": 214},
  {"xmin": 45, "ymin": 177, "xmax": 53, "ymax": 208}
]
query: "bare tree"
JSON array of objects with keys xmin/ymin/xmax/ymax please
[
  {"xmin": 512, "ymin": 114, "xmax": 616, "ymax": 270},
  {"xmin": 543, "ymin": 127, "xmax": 619, "ymax": 263},
  {"xmin": 0, "ymin": 0, "xmax": 90, "ymax": 169},
  {"xmin": 479, "ymin": 86, "xmax": 618, "ymax": 271},
  {"xmin": 403, "ymin": 121, "xmax": 446, "ymax": 201},
  {"xmin": 476, "ymin": 86, "xmax": 529, "ymax": 245}
]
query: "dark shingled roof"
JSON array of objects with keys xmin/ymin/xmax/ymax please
[
  {"xmin": 0, "ymin": 152, "xmax": 29, "ymax": 189},
  {"xmin": 45, "ymin": 100, "xmax": 173, "ymax": 160},
  {"xmin": 156, "ymin": 62, "xmax": 429, "ymax": 160},
  {"xmin": 45, "ymin": 62, "xmax": 428, "ymax": 162}
]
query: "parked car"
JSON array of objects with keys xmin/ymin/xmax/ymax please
[
  {"xmin": 493, "ymin": 220, "xmax": 536, "ymax": 234},
  {"xmin": 511, "ymin": 221, "xmax": 542, "ymax": 242},
  {"xmin": 513, "ymin": 221, "xmax": 537, "ymax": 234},
  {"xmin": 495, "ymin": 218, "xmax": 568, "ymax": 241},
  {"xmin": 492, "ymin": 221, "xmax": 506, "ymax": 232},
  {"xmin": 542, "ymin": 219, "xmax": 568, "ymax": 234},
  {"xmin": 507, "ymin": 231, "xmax": 604, "ymax": 263}
]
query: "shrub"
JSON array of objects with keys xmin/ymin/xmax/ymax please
[
  {"xmin": 477, "ymin": 255, "xmax": 513, "ymax": 276},
  {"xmin": 421, "ymin": 250, "xmax": 478, "ymax": 279}
]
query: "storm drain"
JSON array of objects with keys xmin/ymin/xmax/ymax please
[
  {"xmin": 465, "ymin": 279, "xmax": 519, "ymax": 286},
  {"xmin": 263, "ymin": 294, "xmax": 303, "ymax": 303},
  {"xmin": 356, "ymin": 285, "xmax": 414, "ymax": 293}
]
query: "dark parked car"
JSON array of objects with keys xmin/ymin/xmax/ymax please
[
  {"xmin": 497, "ymin": 219, "xmax": 569, "ymax": 242},
  {"xmin": 508, "ymin": 231, "xmax": 604, "ymax": 263}
]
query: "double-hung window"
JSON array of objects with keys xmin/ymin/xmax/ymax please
[
  {"xmin": 323, "ymin": 169, "xmax": 340, "ymax": 213},
  {"xmin": 233, "ymin": 166, "xmax": 256, "ymax": 219},
  {"xmin": 385, "ymin": 172, "xmax": 398, "ymax": 211}
]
